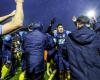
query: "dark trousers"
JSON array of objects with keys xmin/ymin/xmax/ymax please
[{"xmin": 25, "ymin": 70, "xmax": 44, "ymax": 80}]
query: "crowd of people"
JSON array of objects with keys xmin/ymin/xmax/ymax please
[{"xmin": 0, "ymin": 0, "xmax": 100, "ymax": 80}]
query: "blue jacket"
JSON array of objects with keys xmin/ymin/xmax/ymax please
[
  {"xmin": 23, "ymin": 29, "xmax": 48, "ymax": 73},
  {"xmin": 65, "ymin": 26, "xmax": 100, "ymax": 80}
]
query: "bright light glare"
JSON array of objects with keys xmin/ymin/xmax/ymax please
[{"xmin": 86, "ymin": 10, "xmax": 96, "ymax": 18}]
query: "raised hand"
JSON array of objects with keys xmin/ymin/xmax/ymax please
[{"xmin": 72, "ymin": 16, "xmax": 77, "ymax": 22}]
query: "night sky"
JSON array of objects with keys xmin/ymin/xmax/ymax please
[{"xmin": 0, "ymin": 0, "xmax": 100, "ymax": 30}]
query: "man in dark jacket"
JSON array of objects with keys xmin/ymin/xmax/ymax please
[
  {"xmin": 65, "ymin": 16, "xmax": 100, "ymax": 80},
  {"xmin": 23, "ymin": 22, "xmax": 48, "ymax": 80}
]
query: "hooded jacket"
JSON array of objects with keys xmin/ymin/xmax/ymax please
[{"xmin": 65, "ymin": 26, "xmax": 100, "ymax": 80}]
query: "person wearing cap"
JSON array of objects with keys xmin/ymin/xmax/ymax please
[
  {"xmin": 65, "ymin": 16, "xmax": 100, "ymax": 80},
  {"xmin": 22, "ymin": 22, "xmax": 48, "ymax": 80}
]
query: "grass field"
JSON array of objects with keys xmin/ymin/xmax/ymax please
[
  {"xmin": 7, "ymin": 67, "xmax": 22, "ymax": 80},
  {"xmin": 5, "ymin": 67, "xmax": 49, "ymax": 80}
]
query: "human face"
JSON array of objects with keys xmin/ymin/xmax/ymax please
[
  {"xmin": 57, "ymin": 25, "xmax": 64, "ymax": 33},
  {"xmin": 76, "ymin": 22, "xmax": 84, "ymax": 29}
]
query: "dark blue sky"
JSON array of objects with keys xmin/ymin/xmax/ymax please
[{"xmin": 0, "ymin": 0, "xmax": 100, "ymax": 30}]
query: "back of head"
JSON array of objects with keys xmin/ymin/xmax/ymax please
[
  {"xmin": 32, "ymin": 22, "xmax": 43, "ymax": 31},
  {"xmin": 77, "ymin": 16, "xmax": 90, "ymax": 24}
]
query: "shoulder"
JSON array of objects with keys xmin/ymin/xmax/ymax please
[{"xmin": 65, "ymin": 30, "xmax": 71, "ymax": 35}]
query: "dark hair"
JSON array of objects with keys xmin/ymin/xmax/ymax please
[
  {"xmin": 77, "ymin": 16, "xmax": 90, "ymax": 24},
  {"xmin": 57, "ymin": 23, "xmax": 63, "ymax": 28},
  {"xmin": 28, "ymin": 23, "xmax": 33, "ymax": 30}
]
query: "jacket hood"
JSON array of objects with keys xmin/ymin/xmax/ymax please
[{"xmin": 69, "ymin": 26, "xmax": 96, "ymax": 45}]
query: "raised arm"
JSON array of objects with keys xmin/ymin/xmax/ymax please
[
  {"xmin": 0, "ymin": 10, "xmax": 15, "ymax": 23},
  {"xmin": 1, "ymin": 0, "xmax": 24, "ymax": 35}
]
